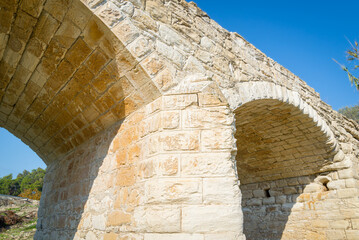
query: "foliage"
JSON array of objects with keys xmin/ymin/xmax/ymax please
[
  {"xmin": 0, "ymin": 168, "xmax": 46, "ymax": 199},
  {"xmin": 18, "ymin": 189, "xmax": 41, "ymax": 201},
  {"xmin": 335, "ymin": 40, "xmax": 359, "ymax": 90},
  {"xmin": 338, "ymin": 104, "xmax": 359, "ymax": 123},
  {"xmin": 0, "ymin": 175, "xmax": 13, "ymax": 195}
]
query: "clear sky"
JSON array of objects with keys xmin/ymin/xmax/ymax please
[
  {"xmin": 0, "ymin": 0, "xmax": 358, "ymax": 177},
  {"xmin": 0, "ymin": 128, "xmax": 46, "ymax": 178},
  {"xmin": 194, "ymin": 0, "xmax": 359, "ymax": 109}
]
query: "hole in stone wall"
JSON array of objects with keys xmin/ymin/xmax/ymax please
[
  {"xmin": 264, "ymin": 189, "xmax": 271, "ymax": 198},
  {"xmin": 316, "ymin": 176, "xmax": 330, "ymax": 192},
  {"xmin": 323, "ymin": 182, "xmax": 329, "ymax": 191}
]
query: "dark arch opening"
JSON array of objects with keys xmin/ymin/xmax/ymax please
[{"xmin": 234, "ymin": 99, "xmax": 336, "ymax": 240}]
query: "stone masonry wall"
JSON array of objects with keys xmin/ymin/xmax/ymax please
[
  {"xmin": 35, "ymin": 92, "xmax": 245, "ymax": 240},
  {"xmin": 1, "ymin": 0, "xmax": 359, "ymax": 239}
]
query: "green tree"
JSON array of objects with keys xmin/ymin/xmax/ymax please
[
  {"xmin": 0, "ymin": 174, "xmax": 12, "ymax": 195},
  {"xmin": 0, "ymin": 168, "xmax": 46, "ymax": 196},
  {"xmin": 335, "ymin": 40, "xmax": 359, "ymax": 89},
  {"xmin": 338, "ymin": 104, "xmax": 359, "ymax": 123}
]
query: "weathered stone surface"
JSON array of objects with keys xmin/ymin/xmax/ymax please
[
  {"xmin": 134, "ymin": 205, "xmax": 181, "ymax": 232},
  {"xmin": 1, "ymin": 1, "xmax": 358, "ymax": 240},
  {"xmin": 182, "ymin": 205, "xmax": 242, "ymax": 232}
]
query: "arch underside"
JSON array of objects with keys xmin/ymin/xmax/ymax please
[
  {"xmin": 235, "ymin": 99, "xmax": 335, "ymax": 184},
  {"xmin": 0, "ymin": 0, "xmax": 160, "ymax": 163},
  {"xmin": 235, "ymin": 98, "xmax": 338, "ymax": 239}
]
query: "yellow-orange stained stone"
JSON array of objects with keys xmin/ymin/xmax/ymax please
[
  {"xmin": 116, "ymin": 150, "xmax": 127, "ymax": 166},
  {"xmin": 128, "ymin": 144, "xmax": 140, "ymax": 163},
  {"xmin": 103, "ymin": 232, "xmax": 118, "ymax": 240},
  {"xmin": 106, "ymin": 210, "xmax": 131, "ymax": 226},
  {"xmin": 85, "ymin": 49, "xmax": 109, "ymax": 74},
  {"xmin": 65, "ymin": 38, "xmax": 92, "ymax": 67},
  {"xmin": 116, "ymin": 167, "xmax": 136, "ymax": 187}
]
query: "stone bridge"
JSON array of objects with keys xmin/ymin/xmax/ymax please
[{"xmin": 0, "ymin": 0, "xmax": 359, "ymax": 239}]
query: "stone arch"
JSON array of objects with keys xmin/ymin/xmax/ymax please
[
  {"xmin": 232, "ymin": 81, "xmax": 342, "ymax": 239},
  {"xmin": 0, "ymin": 0, "xmax": 163, "ymax": 164},
  {"xmin": 232, "ymin": 81, "xmax": 338, "ymax": 155},
  {"xmin": 0, "ymin": 1, "xmax": 163, "ymax": 238}
]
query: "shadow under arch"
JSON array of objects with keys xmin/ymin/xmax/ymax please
[
  {"xmin": 233, "ymin": 85, "xmax": 340, "ymax": 239},
  {"xmin": 0, "ymin": 0, "xmax": 161, "ymax": 239}
]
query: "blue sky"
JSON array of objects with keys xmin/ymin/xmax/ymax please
[
  {"xmin": 194, "ymin": 0, "xmax": 359, "ymax": 108},
  {"xmin": 0, "ymin": 128, "xmax": 46, "ymax": 178},
  {"xmin": 1, "ymin": 0, "xmax": 358, "ymax": 178}
]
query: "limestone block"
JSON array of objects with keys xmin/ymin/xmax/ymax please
[
  {"xmin": 54, "ymin": 21, "xmax": 81, "ymax": 48},
  {"xmin": 153, "ymin": 67, "xmax": 177, "ymax": 91},
  {"xmin": 276, "ymin": 195, "xmax": 286, "ymax": 204},
  {"xmin": 337, "ymin": 188, "xmax": 358, "ymax": 199},
  {"xmin": 145, "ymin": 178, "xmax": 202, "ymax": 204},
  {"xmin": 134, "ymin": 205, "xmax": 181, "ymax": 232},
  {"xmin": 145, "ymin": 0, "xmax": 169, "ymax": 23},
  {"xmin": 333, "ymin": 150, "xmax": 345, "ymax": 162},
  {"xmin": 204, "ymin": 233, "xmax": 245, "ymax": 240},
  {"xmin": 327, "ymin": 180, "xmax": 346, "ymax": 190},
  {"xmin": 116, "ymin": 166, "xmax": 136, "ymax": 186},
  {"xmin": 183, "ymin": 56, "xmax": 206, "ymax": 75},
  {"xmin": 97, "ymin": 2, "xmax": 125, "ymax": 27},
  {"xmin": 113, "ymin": 19, "xmax": 140, "ymax": 45},
  {"xmin": 329, "ymin": 220, "xmax": 351, "ymax": 229},
  {"xmin": 345, "ymin": 179, "xmax": 358, "ymax": 188},
  {"xmin": 44, "ymin": 0, "xmax": 71, "ymax": 21},
  {"xmin": 138, "ymin": 160, "xmax": 155, "ymax": 179},
  {"xmin": 118, "ymin": 234, "xmax": 143, "ymax": 240},
  {"xmin": 144, "ymin": 233, "xmax": 203, "ymax": 240},
  {"xmin": 162, "ymin": 131, "xmax": 199, "ymax": 151},
  {"xmin": 126, "ymin": 65, "xmax": 151, "ymax": 89},
  {"xmin": 104, "ymin": 233, "xmax": 118, "ymax": 240},
  {"xmin": 252, "ymin": 189, "xmax": 266, "ymax": 198},
  {"xmin": 162, "ymin": 94, "xmax": 198, "ymax": 110},
  {"xmin": 20, "ymin": 0, "xmax": 45, "ymax": 18},
  {"xmin": 132, "ymin": 9, "xmax": 157, "ymax": 31},
  {"xmin": 263, "ymin": 197, "xmax": 275, "ymax": 205},
  {"xmin": 181, "ymin": 152, "xmax": 234, "ymax": 177},
  {"xmin": 203, "ymin": 177, "xmax": 240, "ymax": 204},
  {"xmin": 283, "ymin": 187, "xmax": 297, "ymax": 195},
  {"xmin": 303, "ymin": 183, "xmax": 325, "ymax": 193},
  {"xmin": 161, "ymin": 111, "xmax": 180, "ymax": 129},
  {"xmin": 201, "ymin": 128, "xmax": 233, "ymax": 150},
  {"xmin": 91, "ymin": 214, "xmax": 106, "ymax": 230},
  {"xmin": 338, "ymin": 169, "xmax": 353, "ymax": 179},
  {"xmin": 65, "ymin": 38, "xmax": 92, "ymax": 68},
  {"xmin": 141, "ymin": 52, "xmax": 164, "ymax": 76},
  {"xmin": 297, "ymin": 176, "xmax": 312, "ymax": 185},
  {"xmin": 326, "ymin": 230, "xmax": 347, "ymax": 240},
  {"xmin": 352, "ymin": 219, "xmax": 359, "ymax": 229},
  {"xmin": 340, "ymin": 142, "xmax": 353, "ymax": 154},
  {"xmin": 143, "ymin": 134, "xmax": 162, "ymax": 156},
  {"xmin": 245, "ymin": 198, "xmax": 262, "ymax": 206},
  {"xmin": 286, "ymin": 178, "xmax": 299, "ymax": 186},
  {"xmin": 159, "ymin": 24, "xmax": 191, "ymax": 52},
  {"xmin": 155, "ymin": 154, "xmax": 179, "ymax": 176},
  {"xmin": 182, "ymin": 205, "xmax": 242, "ymax": 232},
  {"xmin": 196, "ymin": 49, "xmax": 212, "ymax": 64},
  {"xmin": 182, "ymin": 106, "xmax": 232, "ymax": 129},
  {"xmin": 66, "ymin": 0, "xmax": 93, "ymax": 30},
  {"xmin": 346, "ymin": 230, "xmax": 359, "ymax": 240},
  {"xmin": 145, "ymin": 97, "xmax": 162, "ymax": 115},
  {"xmin": 129, "ymin": 36, "xmax": 153, "ymax": 59},
  {"xmin": 156, "ymin": 40, "xmax": 185, "ymax": 68}
]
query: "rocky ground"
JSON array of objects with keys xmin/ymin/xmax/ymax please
[{"xmin": 0, "ymin": 195, "xmax": 39, "ymax": 240}]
